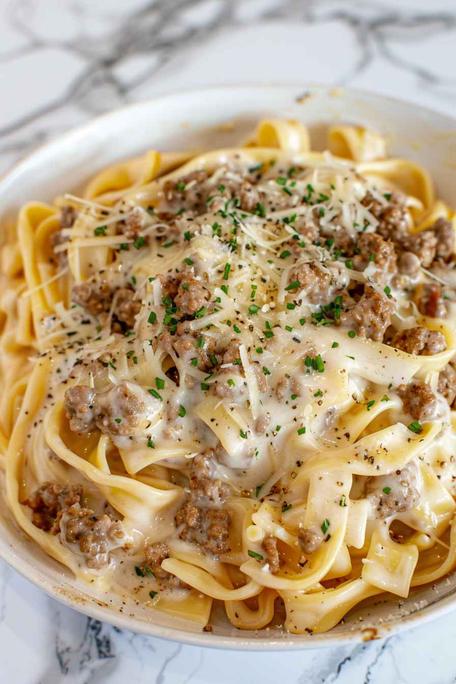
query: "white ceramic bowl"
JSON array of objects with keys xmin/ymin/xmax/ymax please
[{"xmin": 2, "ymin": 85, "xmax": 456, "ymax": 649}]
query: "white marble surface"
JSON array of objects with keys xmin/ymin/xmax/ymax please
[{"xmin": 1, "ymin": 0, "xmax": 456, "ymax": 681}]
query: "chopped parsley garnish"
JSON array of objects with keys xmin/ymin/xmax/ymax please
[
  {"xmin": 348, "ymin": 330, "xmax": 357, "ymax": 338},
  {"xmin": 408, "ymin": 420, "xmax": 423, "ymax": 434},
  {"xmin": 148, "ymin": 311, "xmax": 157, "ymax": 324},
  {"xmin": 286, "ymin": 302, "xmax": 296, "ymax": 310},
  {"xmin": 94, "ymin": 225, "xmax": 107, "ymax": 236},
  {"xmin": 382, "ymin": 486, "xmax": 392, "ymax": 495},
  {"xmin": 148, "ymin": 388, "xmax": 162, "ymax": 401},
  {"xmin": 304, "ymin": 354, "xmax": 325, "ymax": 373},
  {"xmin": 223, "ymin": 263, "xmax": 231, "ymax": 280},
  {"xmin": 149, "ymin": 591, "xmax": 158, "ymax": 600},
  {"xmin": 239, "ymin": 429, "xmax": 248, "ymax": 439},
  {"xmin": 321, "ymin": 518, "xmax": 330, "ymax": 534},
  {"xmin": 194, "ymin": 306, "xmax": 207, "ymax": 319},
  {"xmin": 312, "ymin": 295, "xmax": 343, "ymax": 325},
  {"xmin": 200, "ymin": 382, "xmax": 210, "ymax": 391},
  {"xmin": 249, "ymin": 304, "xmax": 260, "ymax": 315},
  {"xmin": 184, "ymin": 230, "xmax": 193, "ymax": 241},
  {"xmin": 147, "ymin": 437, "xmax": 155, "ymax": 449},
  {"xmin": 133, "ymin": 236, "xmax": 146, "ymax": 249},
  {"xmin": 262, "ymin": 366, "xmax": 271, "ymax": 376},
  {"xmin": 384, "ymin": 285, "xmax": 392, "ymax": 298},
  {"xmin": 331, "ymin": 341, "xmax": 339, "ymax": 348},
  {"xmin": 176, "ymin": 181, "xmax": 187, "ymax": 192},
  {"xmin": 248, "ymin": 549, "xmax": 264, "ymax": 561},
  {"xmin": 339, "ymin": 495, "xmax": 347, "ymax": 507},
  {"xmin": 155, "ymin": 377, "xmax": 165, "ymax": 390},
  {"xmin": 254, "ymin": 202, "xmax": 266, "ymax": 218},
  {"xmin": 178, "ymin": 405, "xmax": 186, "ymax": 418},
  {"xmin": 366, "ymin": 400, "xmax": 376, "ymax": 411},
  {"xmin": 280, "ymin": 250, "xmax": 291, "ymax": 259},
  {"xmin": 297, "ymin": 426, "xmax": 306, "ymax": 435},
  {"xmin": 285, "ymin": 280, "xmax": 300, "ymax": 292},
  {"xmin": 184, "ymin": 257, "xmax": 194, "ymax": 266}
]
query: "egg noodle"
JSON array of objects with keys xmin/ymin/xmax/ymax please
[{"xmin": 1, "ymin": 118, "xmax": 456, "ymax": 634}]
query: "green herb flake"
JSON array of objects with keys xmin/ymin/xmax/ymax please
[
  {"xmin": 178, "ymin": 405, "xmax": 186, "ymax": 418},
  {"xmin": 321, "ymin": 518, "xmax": 330, "ymax": 534},
  {"xmin": 133, "ymin": 236, "xmax": 146, "ymax": 249},
  {"xmin": 248, "ymin": 549, "xmax": 264, "ymax": 561},
  {"xmin": 382, "ymin": 486, "xmax": 392, "ymax": 495},
  {"xmin": 285, "ymin": 280, "xmax": 300, "ymax": 292},
  {"xmin": 94, "ymin": 225, "xmax": 107, "ymax": 236},
  {"xmin": 408, "ymin": 420, "xmax": 423, "ymax": 434}
]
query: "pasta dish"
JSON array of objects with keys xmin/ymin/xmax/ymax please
[{"xmin": 2, "ymin": 118, "xmax": 456, "ymax": 634}]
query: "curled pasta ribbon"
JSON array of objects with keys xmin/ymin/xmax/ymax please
[
  {"xmin": 412, "ymin": 519, "xmax": 456, "ymax": 586},
  {"xmin": 241, "ymin": 471, "xmax": 351, "ymax": 591},
  {"xmin": 225, "ymin": 589, "xmax": 277, "ymax": 630},
  {"xmin": 161, "ymin": 558, "xmax": 262, "ymax": 600},
  {"xmin": 254, "ymin": 119, "xmax": 310, "ymax": 153},
  {"xmin": 328, "ymin": 125, "xmax": 386, "ymax": 162},
  {"xmin": 358, "ymin": 159, "xmax": 434, "ymax": 211},
  {"xmin": 17, "ymin": 203, "xmax": 58, "ymax": 334},
  {"xmin": 84, "ymin": 150, "xmax": 161, "ymax": 204},
  {"xmin": 299, "ymin": 421, "xmax": 441, "ymax": 478},
  {"xmin": 279, "ymin": 579, "xmax": 380, "ymax": 634}
]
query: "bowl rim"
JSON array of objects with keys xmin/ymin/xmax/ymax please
[{"xmin": 2, "ymin": 83, "xmax": 456, "ymax": 650}]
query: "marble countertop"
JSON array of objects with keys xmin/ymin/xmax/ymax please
[{"xmin": 1, "ymin": 0, "xmax": 456, "ymax": 681}]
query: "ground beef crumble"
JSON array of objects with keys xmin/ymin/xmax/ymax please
[
  {"xmin": 142, "ymin": 541, "xmax": 184, "ymax": 589},
  {"xmin": 26, "ymin": 482, "xmax": 126, "ymax": 569},
  {"xmin": 397, "ymin": 382, "xmax": 437, "ymax": 421},
  {"xmin": 390, "ymin": 326, "xmax": 447, "ymax": 355},
  {"xmin": 366, "ymin": 462, "xmax": 420, "ymax": 518},
  {"xmin": 438, "ymin": 361, "xmax": 456, "ymax": 407},
  {"xmin": 174, "ymin": 451, "xmax": 231, "ymax": 556},
  {"xmin": 262, "ymin": 536, "xmax": 281, "ymax": 573},
  {"xmin": 339, "ymin": 287, "xmax": 394, "ymax": 341}
]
